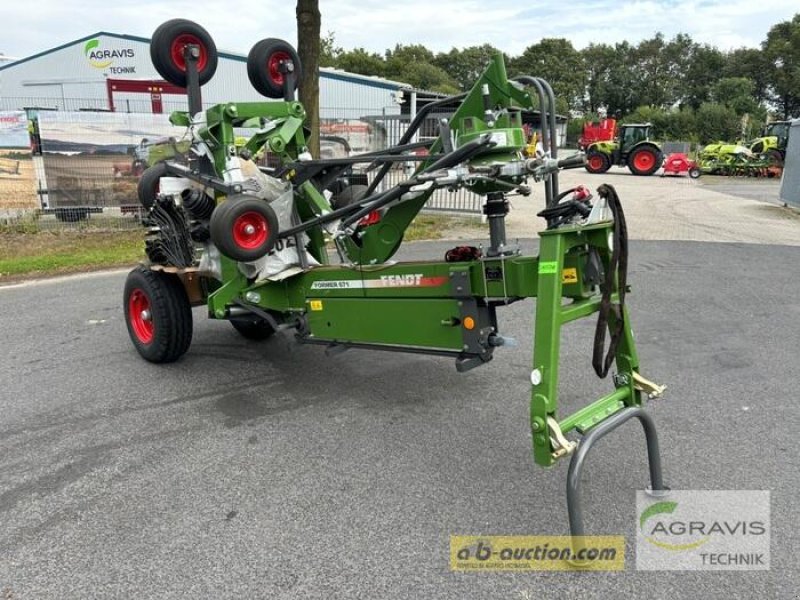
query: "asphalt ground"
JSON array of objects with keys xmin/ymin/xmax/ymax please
[
  {"xmin": 699, "ymin": 176, "xmax": 784, "ymax": 204},
  {"xmin": 1, "ymin": 238, "xmax": 798, "ymax": 599},
  {"xmin": 505, "ymin": 169, "xmax": 800, "ymax": 246}
]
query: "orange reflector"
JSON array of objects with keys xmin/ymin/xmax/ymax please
[{"xmin": 463, "ymin": 316, "xmax": 476, "ymax": 330}]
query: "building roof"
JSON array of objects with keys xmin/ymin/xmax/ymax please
[{"xmin": 0, "ymin": 31, "xmax": 411, "ymax": 91}]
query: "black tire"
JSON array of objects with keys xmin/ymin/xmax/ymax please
[
  {"xmin": 585, "ymin": 150, "xmax": 611, "ymax": 174},
  {"xmin": 627, "ymin": 145, "xmax": 663, "ymax": 176},
  {"xmin": 688, "ymin": 167, "xmax": 701, "ymax": 179},
  {"xmin": 231, "ymin": 317, "xmax": 276, "ymax": 340},
  {"xmin": 124, "ymin": 266, "xmax": 193, "ymax": 363},
  {"xmin": 137, "ymin": 162, "xmax": 168, "ymax": 209},
  {"xmin": 767, "ymin": 149, "xmax": 784, "ymax": 166},
  {"xmin": 247, "ymin": 38, "xmax": 302, "ymax": 99},
  {"xmin": 209, "ymin": 195, "xmax": 279, "ymax": 262},
  {"xmin": 330, "ymin": 184, "xmax": 369, "ymax": 210},
  {"xmin": 54, "ymin": 207, "xmax": 89, "ymax": 222},
  {"xmin": 150, "ymin": 19, "xmax": 218, "ymax": 87}
]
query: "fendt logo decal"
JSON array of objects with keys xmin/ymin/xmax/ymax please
[
  {"xmin": 310, "ymin": 275, "xmax": 448, "ymax": 290},
  {"xmin": 84, "ymin": 39, "xmax": 135, "ymax": 70}
]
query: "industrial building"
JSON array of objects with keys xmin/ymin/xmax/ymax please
[
  {"xmin": 0, "ymin": 31, "xmax": 409, "ymax": 120},
  {"xmin": 0, "ymin": 31, "xmax": 567, "ymax": 146},
  {"xmin": 0, "ymin": 32, "xmax": 566, "ymax": 218}
]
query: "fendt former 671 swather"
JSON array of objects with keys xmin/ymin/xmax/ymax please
[{"xmin": 124, "ymin": 19, "xmax": 669, "ymax": 542}]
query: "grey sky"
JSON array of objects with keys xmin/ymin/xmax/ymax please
[{"xmin": 1, "ymin": 1, "xmax": 797, "ymax": 60}]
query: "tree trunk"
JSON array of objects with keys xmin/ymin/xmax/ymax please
[{"xmin": 296, "ymin": 0, "xmax": 321, "ymax": 158}]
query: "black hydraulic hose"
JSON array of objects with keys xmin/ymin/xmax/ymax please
[
  {"xmin": 277, "ymin": 187, "xmax": 398, "ymax": 238},
  {"xmin": 365, "ymin": 92, "xmax": 468, "ymax": 196},
  {"xmin": 418, "ymin": 134, "xmax": 493, "ymax": 173},
  {"xmin": 276, "ymin": 138, "xmax": 494, "ymax": 239},
  {"xmin": 538, "ymin": 77, "xmax": 560, "ymax": 199},
  {"xmin": 513, "ymin": 76, "xmax": 553, "ymax": 207},
  {"xmin": 341, "ymin": 136, "xmax": 496, "ymax": 229},
  {"xmin": 513, "ymin": 76, "xmax": 550, "ymax": 157},
  {"xmin": 340, "ymin": 186, "xmax": 409, "ymax": 229},
  {"xmin": 514, "ymin": 76, "xmax": 560, "ymax": 204},
  {"xmin": 592, "ymin": 184, "xmax": 628, "ymax": 379}
]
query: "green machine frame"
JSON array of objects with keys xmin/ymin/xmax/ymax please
[{"xmin": 139, "ymin": 43, "xmax": 669, "ymax": 539}]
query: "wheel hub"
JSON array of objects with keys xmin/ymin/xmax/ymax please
[
  {"xmin": 170, "ymin": 34, "xmax": 208, "ymax": 72},
  {"xmin": 232, "ymin": 211, "xmax": 269, "ymax": 250},
  {"xmin": 128, "ymin": 289, "xmax": 155, "ymax": 344},
  {"xmin": 268, "ymin": 51, "xmax": 292, "ymax": 85}
]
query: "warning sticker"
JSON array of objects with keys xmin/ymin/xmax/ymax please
[
  {"xmin": 309, "ymin": 300, "xmax": 324, "ymax": 311},
  {"xmin": 562, "ymin": 268, "xmax": 578, "ymax": 284}
]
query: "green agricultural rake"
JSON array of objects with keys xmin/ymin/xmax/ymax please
[{"xmin": 125, "ymin": 19, "xmax": 669, "ymax": 540}]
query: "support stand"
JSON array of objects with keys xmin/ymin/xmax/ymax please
[
  {"xmin": 566, "ymin": 406, "xmax": 667, "ymax": 553},
  {"xmin": 183, "ymin": 45, "xmax": 203, "ymax": 116},
  {"xmin": 483, "ymin": 191, "xmax": 511, "ymax": 257},
  {"xmin": 279, "ymin": 62, "xmax": 297, "ymax": 102}
]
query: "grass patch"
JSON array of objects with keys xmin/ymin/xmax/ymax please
[
  {"xmin": 0, "ymin": 213, "xmax": 481, "ymax": 282},
  {"xmin": 0, "ymin": 230, "xmax": 145, "ymax": 280},
  {"xmin": 404, "ymin": 213, "xmax": 483, "ymax": 241}
]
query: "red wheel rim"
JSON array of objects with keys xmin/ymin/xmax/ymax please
[
  {"xmin": 588, "ymin": 155, "xmax": 604, "ymax": 171},
  {"xmin": 267, "ymin": 51, "xmax": 292, "ymax": 86},
  {"xmin": 170, "ymin": 34, "xmax": 208, "ymax": 72},
  {"xmin": 232, "ymin": 211, "xmax": 269, "ymax": 250},
  {"xmin": 633, "ymin": 151, "xmax": 655, "ymax": 171},
  {"xmin": 128, "ymin": 288, "xmax": 154, "ymax": 344}
]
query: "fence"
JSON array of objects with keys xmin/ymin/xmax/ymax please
[{"xmin": 0, "ymin": 103, "xmax": 489, "ymax": 232}]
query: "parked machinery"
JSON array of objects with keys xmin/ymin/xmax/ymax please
[
  {"xmin": 125, "ymin": 20, "xmax": 669, "ymax": 540},
  {"xmin": 748, "ymin": 120, "xmax": 790, "ymax": 166},
  {"xmin": 584, "ymin": 123, "xmax": 664, "ymax": 176},
  {"xmin": 577, "ymin": 117, "xmax": 617, "ymax": 150},
  {"xmin": 697, "ymin": 142, "xmax": 781, "ymax": 177}
]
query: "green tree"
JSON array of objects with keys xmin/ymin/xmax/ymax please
[
  {"xmin": 631, "ymin": 33, "xmax": 694, "ymax": 109},
  {"xmin": 402, "ymin": 63, "xmax": 459, "ymax": 93},
  {"xmin": 695, "ymin": 102, "xmax": 740, "ymax": 143},
  {"xmin": 723, "ymin": 48, "xmax": 771, "ymax": 104},
  {"xmin": 599, "ymin": 42, "xmax": 641, "ymax": 116},
  {"xmin": 336, "ymin": 48, "xmax": 387, "ymax": 78},
  {"xmin": 681, "ymin": 44, "xmax": 725, "ymax": 109},
  {"xmin": 581, "ymin": 43, "xmax": 616, "ymax": 113},
  {"xmin": 384, "ymin": 44, "xmax": 436, "ymax": 77},
  {"xmin": 763, "ymin": 13, "xmax": 800, "ymax": 118},
  {"xmin": 319, "ymin": 31, "xmax": 341, "ymax": 68},
  {"xmin": 433, "ymin": 44, "xmax": 502, "ymax": 91},
  {"xmin": 711, "ymin": 77, "xmax": 762, "ymax": 117},
  {"xmin": 509, "ymin": 38, "xmax": 585, "ymax": 109},
  {"xmin": 384, "ymin": 44, "xmax": 458, "ymax": 92}
]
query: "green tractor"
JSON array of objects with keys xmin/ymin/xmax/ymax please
[
  {"xmin": 748, "ymin": 120, "xmax": 790, "ymax": 165},
  {"xmin": 584, "ymin": 123, "xmax": 664, "ymax": 176}
]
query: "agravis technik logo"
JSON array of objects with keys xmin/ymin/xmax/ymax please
[
  {"xmin": 84, "ymin": 39, "xmax": 134, "ymax": 69},
  {"xmin": 636, "ymin": 490, "xmax": 770, "ymax": 571}
]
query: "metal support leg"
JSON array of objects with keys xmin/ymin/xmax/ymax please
[{"xmin": 566, "ymin": 406, "xmax": 665, "ymax": 541}]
